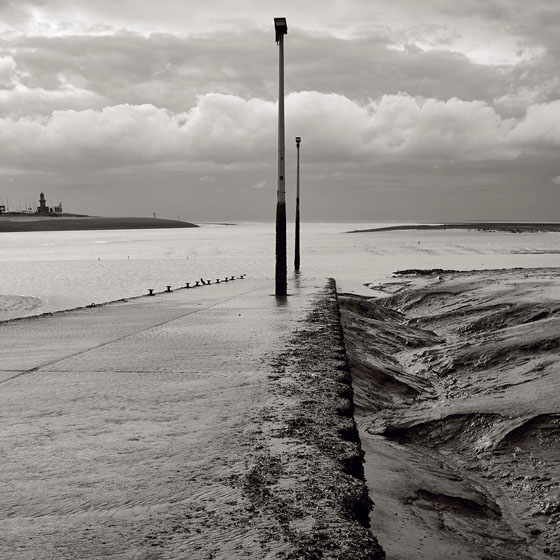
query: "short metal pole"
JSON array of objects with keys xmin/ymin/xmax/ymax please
[{"xmin": 294, "ymin": 136, "xmax": 301, "ymax": 271}]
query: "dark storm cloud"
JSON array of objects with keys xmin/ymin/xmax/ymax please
[
  {"xmin": 1, "ymin": 29, "xmax": 277, "ymax": 115},
  {"xmin": 1, "ymin": 27, "xmax": 526, "ymax": 119},
  {"xmin": 289, "ymin": 33, "xmax": 515, "ymax": 104}
]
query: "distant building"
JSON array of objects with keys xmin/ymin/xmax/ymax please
[
  {"xmin": 36, "ymin": 193, "xmax": 63, "ymax": 215},
  {"xmin": 37, "ymin": 192, "xmax": 49, "ymax": 215}
]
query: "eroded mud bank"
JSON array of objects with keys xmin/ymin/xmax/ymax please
[{"xmin": 340, "ymin": 268, "xmax": 559, "ymax": 560}]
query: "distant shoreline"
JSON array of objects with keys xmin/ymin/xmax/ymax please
[
  {"xmin": 347, "ymin": 222, "xmax": 560, "ymax": 234},
  {"xmin": 0, "ymin": 215, "xmax": 198, "ymax": 232}
]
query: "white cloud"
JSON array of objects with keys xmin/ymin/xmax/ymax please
[
  {"xmin": 251, "ymin": 180, "xmax": 266, "ymax": 189},
  {"xmin": 289, "ymin": 92, "xmax": 518, "ymax": 161},
  {"xmin": 0, "ymin": 83, "xmax": 106, "ymax": 116},
  {"xmin": 1, "ymin": 92, "xmax": 559, "ymax": 174},
  {"xmin": 553, "ymin": 175, "xmax": 560, "ymax": 185},
  {"xmin": 0, "ymin": 56, "xmax": 17, "ymax": 87},
  {"xmin": 509, "ymin": 100, "xmax": 560, "ymax": 148}
]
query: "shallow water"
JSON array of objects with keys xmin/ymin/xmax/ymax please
[{"xmin": 1, "ymin": 222, "xmax": 560, "ymax": 320}]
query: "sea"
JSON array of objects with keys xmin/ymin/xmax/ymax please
[{"xmin": 1, "ymin": 222, "xmax": 559, "ymax": 321}]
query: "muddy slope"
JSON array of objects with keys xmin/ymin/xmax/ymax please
[{"xmin": 340, "ymin": 268, "xmax": 559, "ymax": 560}]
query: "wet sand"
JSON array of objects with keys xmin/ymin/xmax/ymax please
[{"xmin": 340, "ymin": 268, "xmax": 559, "ymax": 559}]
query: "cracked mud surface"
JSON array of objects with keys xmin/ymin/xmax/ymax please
[{"xmin": 340, "ymin": 268, "xmax": 559, "ymax": 560}]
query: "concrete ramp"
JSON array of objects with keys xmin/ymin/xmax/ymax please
[{"xmin": 0, "ymin": 278, "xmax": 383, "ymax": 559}]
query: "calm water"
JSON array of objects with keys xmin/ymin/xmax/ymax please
[{"xmin": 1, "ymin": 222, "xmax": 559, "ymax": 320}]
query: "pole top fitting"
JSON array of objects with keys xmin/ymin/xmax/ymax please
[
  {"xmin": 295, "ymin": 136, "xmax": 301, "ymax": 146},
  {"xmin": 274, "ymin": 17, "xmax": 288, "ymax": 43}
]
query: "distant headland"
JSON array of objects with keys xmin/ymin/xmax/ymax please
[
  {"xmin": 0, "ymin": 192, "xmax": 198, "ymax": 232},
  {"xmin": 347, "ymin": 222, "xmax": 560, "ymax": 234}
]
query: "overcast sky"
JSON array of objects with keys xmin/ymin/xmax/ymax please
[{"xmin": 0, "ymin": 0, "xmax": 559, "ymax": 221}]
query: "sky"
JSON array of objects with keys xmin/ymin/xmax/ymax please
[{"xmin": 0, "ymin": 0, "xmax": 559, "ymax": 222}]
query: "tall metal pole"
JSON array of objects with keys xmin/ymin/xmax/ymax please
[
  {"xmin": 275, "ymin": 18, "xmax": 288, "ymax": 296},
  {"xmin": 294, "ymin": 136, "xmax": 301, "ymax": 271}
]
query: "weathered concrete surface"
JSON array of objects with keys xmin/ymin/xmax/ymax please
[{"xmin": 0, "ymin": 277, "xmax": 382, "ymax": 559}]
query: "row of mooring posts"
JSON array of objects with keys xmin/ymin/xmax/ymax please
[{"xmin": 147, "ymin": 275, "xmax": 246, "ymax": 296}]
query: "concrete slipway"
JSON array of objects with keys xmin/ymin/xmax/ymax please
[{"xmin": 0, "ymin": 277, "xmax": 383, "ymax": 559}]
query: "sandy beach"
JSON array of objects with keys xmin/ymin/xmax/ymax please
[{"xmin": 340, "ymin": 267, "xmax": 559, "ymax": 559}]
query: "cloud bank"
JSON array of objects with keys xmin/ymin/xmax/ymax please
[{"xmin": 1, "ymin": 92, "xmax": 559, "ymax": 173}]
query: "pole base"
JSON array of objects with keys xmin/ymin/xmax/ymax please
[{"xmin": 275, "ymin": 201, "xmax": 287, "ymax": 296}]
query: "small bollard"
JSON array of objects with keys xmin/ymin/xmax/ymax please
[
  {"xmin": 185, "ymin": 282, "xmax": 190, "ymax": 288},
  {"xmin": 148, "ymin": 289, "xmax": 155, "ymax": 296},
  {"xmin": 230, "ymin": 276, "xmax": 235, "ymax": 281},
  {"xmin": 207, "ymin": 279, "xmax": 211, "ymax": 285},
  {"xmin": 240, "ymin": 274, "xmax": 246, "ymax": 279},
  {"xmin": 216, "ymin": 279, "xmax": 220, "ymax": 283},
  {"xmin": 166, "ymin": 286, "xmax": 172, "ymax": 292},
  {"xmin": 195, "ymin": 281, "xmax": 200, "ymax": 286},
  {"xmin": 224, "ymin": 277, "xmax": 229, "ymax": 282}
]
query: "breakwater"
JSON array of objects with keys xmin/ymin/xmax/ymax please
[{"xmin": 244, "ymin": 278, "xmax": 384, "ymax": 558}]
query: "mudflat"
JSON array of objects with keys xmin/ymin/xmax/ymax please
[
  {"xmin": 0, "ymin": 215, "xmax": 197, "ymax": 231},
  {"xmin": 340, "ymin": 267, "xmax": 560, "ymax": 559},
  {"xmin": 347, "ymin": 222, "xmax": 560, "ymax": 234}
]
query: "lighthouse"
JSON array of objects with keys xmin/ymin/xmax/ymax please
[{"xmin": 37, "ymin": 192, "xmax": 49, "ymax": 215}]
